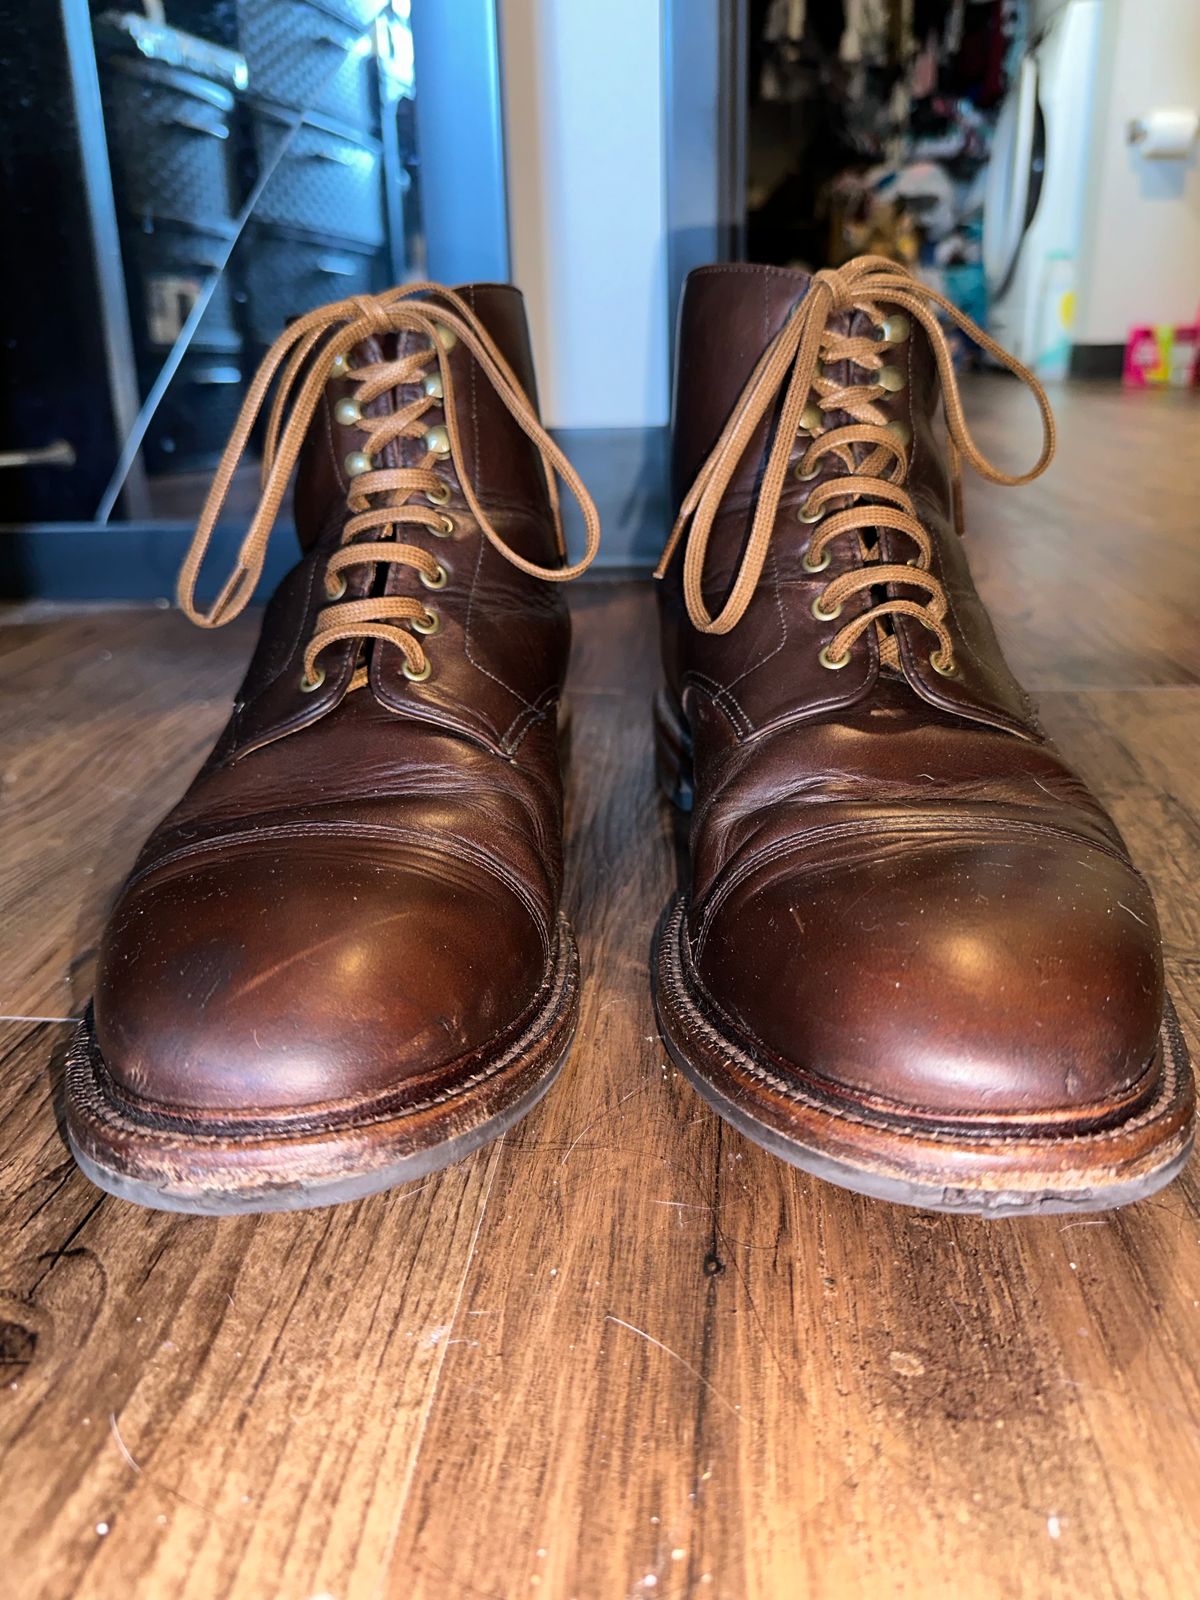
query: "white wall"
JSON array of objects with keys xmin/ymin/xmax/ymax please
[
  {"xmin": 1076, "ymin": 0, "xmax": 1200, "ymax": 343},
  {"xmin": 498, "ymin": 0, "xmax": 670, "ymax": 431}
]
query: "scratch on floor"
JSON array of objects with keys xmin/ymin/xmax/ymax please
[
  {"xmin": 604, "ymin": 1314, "xmax": 742, "ymax": 1421},
  {"xmin": 0, "ymin": 1014, "xmax": 79, "ymax": 1024},
  {"xmin": 110, "ymin": 1410, "xmax": 213, "ymax": 1515},
  {"xmin": 110, "ymin": 1411, "xmax": 142, "ymax": 1474}
]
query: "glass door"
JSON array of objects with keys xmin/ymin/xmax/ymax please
[{"xmin": 0, "ymin": 0, "xmax": 506, "ymax": 592}]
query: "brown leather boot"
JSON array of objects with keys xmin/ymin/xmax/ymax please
[
  {"xmin": 653, "ymin": 257, "xmax": 1194, "ymax": 1215},
  {"xmin": 66, "ymin": 284, "xmax": 599, "ymax": 1213}
]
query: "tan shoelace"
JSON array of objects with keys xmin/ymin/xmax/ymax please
[
  {"xmin": 655, "ymin": 255, "xmax": 1056, "ymax": 675},
  {"xmin": 178, "ymin": 284, "xmax": 600, "ymax": 690}
]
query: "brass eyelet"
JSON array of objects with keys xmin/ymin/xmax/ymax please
[
  {"xmin": 811, "ymin": 595, "xmax": 842, "ymax": 622},
  {"xmin": 797, "ymin": 499, "xmax": 824, "ymax": 525},
  {"xmin": 411, "ymin": 608, "xmax": 440, "ymax": 636},
  {"xmin": 424, "ymin": 424, "xmax": 451, "ymax": 457},
  {"xmin": 325, "ymin": 572, "xmax": 348, "ymax": 600},
  {"xmin": 344, "ymin": 450, "xmax": 373, "ymax": 478},
  {"xmin": 802, "ymin": 546, "xmax": 831, "ymax": 574},
  {"xmin": 433, "ymin": 513, "xmax": 455, "ymax": 538},
  {"xmin": 299, "ymin": 666, "xmax": 326, "ymax": 693},
  {"xmin": 794, "ymin": 460, "xmax": 821, "ymax": 482},
  {"xmin": 402, "ymin": 656, "xmax": 432, "ymax": 682},
  {"xmin": 334, "ymin": 397, "xmax": 362, "ymax": 427},
  {"xmin": 420, "ymin": 562, "xmax": 449, "ymax": 591},
  {"xmin": 930, "ymin": 649, "xmax": 958, "ymax": 678},
  {"xmin": 425, "ymin": 478, "xmax": 451, "ymax": 506},
  {"xmin": 818, "ymin": 645, "xmax": 851, "ymax": 671},
  {"xmin": 330, "ymin": 352, "xmax": 355, "ymax": 378},
  {"xmin": 878, "ymin": 365, "xmax": 906, "ymax": 394},
  {"xmin": 799, "ymin": 402, "xmax": 823, "ymax": 434}
]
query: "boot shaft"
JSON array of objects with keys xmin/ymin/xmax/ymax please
[{"xmin": 660, "ymin": 259, "xmax": 1052, "ymax": 739}]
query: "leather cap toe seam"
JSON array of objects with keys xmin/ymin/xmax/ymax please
[
  {"xmin": 695, "ymin": 814, "xmax": 1149, "ymax": 953},
  {"xmin": 120, "ymin": 822, "xmax": 554, "ymax": 957}
]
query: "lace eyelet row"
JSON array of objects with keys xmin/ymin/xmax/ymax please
[
  {"xmin": 314, "ymin": 341, "xmax": 462, "ymax": 693},
  {"xmin": 816, "ymin": 643, "xmax": 958, "ymax": 676},
  {"xmin": 802, "ymin": 316, "xmax": 953, "ymax": 680}
]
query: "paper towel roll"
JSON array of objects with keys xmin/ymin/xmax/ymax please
[{"xmin": 1128, "ymin": 108, "xmax": 1199, "ymax": 159}]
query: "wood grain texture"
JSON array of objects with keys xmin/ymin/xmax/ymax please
[{"xmin": 1, "ymin": 376, "xmax": 1200, "ymax": 1599}]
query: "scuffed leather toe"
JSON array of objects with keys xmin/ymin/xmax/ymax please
[
  {"xmin": 94, "ymin": 839, "xmax": 548, "ymax": 1114},
  {"xmin": 694, "ymin": 830, "xmax": 1165, "ymax": 1125}
]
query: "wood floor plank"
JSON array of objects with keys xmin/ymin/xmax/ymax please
[
  {"xmin": 964, "ymin": 378, "xmax": 1200, "ymax": 690},
  {"xmin": 385, "ymin": 584, "xmax": 733, "ymax": 1599}
]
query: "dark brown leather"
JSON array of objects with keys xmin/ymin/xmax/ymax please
[
  {"xmin": 656, "ymin": 263, "xmax": 1193, "ymax": 1203},
  {"xmin": 79, "ymin": 284, "xmax": 578, "ymax": 1206}
]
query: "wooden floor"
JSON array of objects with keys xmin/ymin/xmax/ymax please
[{"xmin": 3, "ymin": 375, "xmax": 1200, "ymax": 1599}]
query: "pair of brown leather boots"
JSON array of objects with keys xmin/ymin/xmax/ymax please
[{"xmin": 65, "ymin": 260, "xmax": 1194, "ymax": 1218}]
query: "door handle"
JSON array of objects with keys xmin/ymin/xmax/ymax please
[
  {"xmin": 313, "ymin": 26, "xmax": 357, "ymax": 50},
  {"xmin": 304, "ymin": 145, "xmax": 364, "ymax": 167},
  {"xmin": 316, "ymin": 255, "xmax": 359, "ymax": 276},
  {"xmin": 164, "ymin": 110, "xmax": 230, "ymax": 140},
  {"xmin": 190, "ymin": 367, "xmax": 241, "ymax": 386},
  {"xmin": 0, "ymin": 440, "xmax": 76, "ymax": 469}
]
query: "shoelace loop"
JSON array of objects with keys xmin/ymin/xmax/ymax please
[
  {"xmin": 655, "ymin": 256, "xmax": 1055, "ymax": 674},
  {"xmin": 177, "ymin": 284, "xmax": 600, "ymax": 687}
]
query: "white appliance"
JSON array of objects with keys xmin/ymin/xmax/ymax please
[{"xmin": 983, "ymin": 0, "xmax": 1103, "ymax": 363}]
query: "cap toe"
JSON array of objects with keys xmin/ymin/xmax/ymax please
[
  {"xmin": 94, "ymin": 838, "xmax": 547, "ymax": 1114},
  {"xmin": 696, "ymin": 832, "xmax": 1164, "ymax": 1123}
]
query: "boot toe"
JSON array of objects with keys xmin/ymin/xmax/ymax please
[
  {"xmin": 696, "ymin": 833, "xmax": 1164, "ymax": 1124},
  {"xmin": 94, "ymin": 840, "xmax": 548, "ymax": 1114}
]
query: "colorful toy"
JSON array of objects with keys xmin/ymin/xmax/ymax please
[{"xmin": 1123, "ymin": 320, "xmax": 1200, "ymax": 387}]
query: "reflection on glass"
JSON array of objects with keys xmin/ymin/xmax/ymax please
[{"xmin": 91, "ymin": 0, "xmax": 420, "ymax": 522}]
